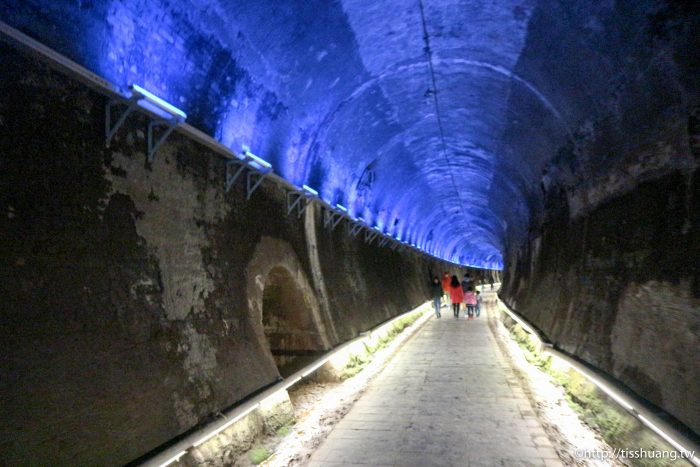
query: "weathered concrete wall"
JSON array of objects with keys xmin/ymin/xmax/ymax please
[
  {"xmin": 502, "ymin": 173, "xmax": 700, "ymax": 433},
  {"xmin": 500, "ymin": 2, "xmax": 700, "ymax": 435},
  {"xmin": 0, "ymin": 45, "xmax": 483, "ymax": 465}
]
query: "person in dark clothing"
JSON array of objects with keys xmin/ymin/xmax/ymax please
[
  {"xmin": 449, "ymin": 275, "xmax": 464, "ymax": 318},
  {"xmin": 461, "ymin": 273, "xmax": 473, "ymax": 293},
  {"xmin": 430, "ymin": 276, "xmax": 442, "ymax": 318}
]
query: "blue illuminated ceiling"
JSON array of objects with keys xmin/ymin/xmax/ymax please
[{"xmin": 2, "ymin": 0, "xmax": 599, "ymax": 269}]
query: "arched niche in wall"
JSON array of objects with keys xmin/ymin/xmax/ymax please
[
  {"xmin": 245, "ymin": 237, "xmax": 332, "ymax": 378},
  {"xmin": 262, "ymin": 266, "xmax": 328, "ymax": 376}
]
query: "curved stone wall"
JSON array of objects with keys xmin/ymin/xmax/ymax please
[
  {"xmin": 1, "ymin": 0, "xmax": 698, "ymax": 462},
  {"xmin": 498, "ymin": 1, "xmax": 700, "ymax": 435},
  {"xmin": 0, "ymin": 44, "xmax": 485, "ymax": 464}
]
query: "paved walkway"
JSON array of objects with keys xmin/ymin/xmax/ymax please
[{"xmin": 307, "ymin": 296, "xmax": 563, "ymax": 466}]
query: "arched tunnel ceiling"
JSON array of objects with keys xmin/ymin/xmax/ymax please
[{"xmin": 4, "ymin": 0, "xmax": 682, "ymax": 269}]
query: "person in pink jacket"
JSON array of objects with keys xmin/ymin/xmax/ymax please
[
  {"xmin": 463, "ymin": 286, "xmax": 477, "ymax": 319},
  {"xmin": 449, "ymin": 275, "xmax": 464, "ymax": 319}
]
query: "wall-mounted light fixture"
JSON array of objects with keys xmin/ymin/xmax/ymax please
[
  {"xmin": 302, "ymin": 184, "xmax": 319, "ymax": 197},
  {"xmin": 131, "ymin": 84, "xmax": 187, "ymax": 120},
  {"xmin": 105, "ymin": 84, "xmax": 187, "ymax": 163},
  {"xmin": 241, "ymin": 146, "xmax": 272, "ymax": 171},
  {"xmin": 225, "ymin": 146, "xmax": 273, "ymax": 199}
]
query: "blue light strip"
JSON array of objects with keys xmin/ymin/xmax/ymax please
[
  {"xmin": 302, "ymin": 184, "xmax": 319, "ymax": 196},
  {"xmin": 242, "ymin": 149, "xmax": 272, "ymax": 169},
  {"xmin": 335, "ymin": 204, "xmax": 348, "ymax": 212},
  {"xmin": 130, "ymin": 84, "xmax": 187, "ymax": 120}
]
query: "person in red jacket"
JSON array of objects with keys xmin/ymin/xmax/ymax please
[
  {"xmin": 441, "ymin": 272, "xmax": 451, "ymax": 305},
  {"xmin": 449, "ymin": 275, "xmax": 464, "ymax": 318}
]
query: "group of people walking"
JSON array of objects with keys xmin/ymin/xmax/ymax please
[{"xmin": 430, "ymin": 272, "xmax": 482, "ymax": 319}]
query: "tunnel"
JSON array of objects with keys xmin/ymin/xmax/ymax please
[{"xmin": 0, "ymin": 0, "xmax": 698, "ymax": 465}]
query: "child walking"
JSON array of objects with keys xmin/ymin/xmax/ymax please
[
  {"xmin": 475, "ymin": 290, "xmax": 482, "ymax": 317},
  {"xmin": 463, "ymin": 286, "xmax": 477, "ymax": 319}
]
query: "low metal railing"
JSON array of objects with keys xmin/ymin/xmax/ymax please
[
  {"xmin": 138, "ymin": 302, "xmax": 432, "ymax": 467},
  {"xmin": 491, "ymin": 293, "xmax": 700, "ymax": 466}
]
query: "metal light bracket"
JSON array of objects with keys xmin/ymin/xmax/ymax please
[
  {"xmin": 377, "ymin": 236, "xmax": 390, "ymax": 248},
  {"xmin": 348, "ymin": 222, "xmax": 364, "ymax": 237},
  {"xmin": 225, "ymin": 155, "xmax": 272, "ymax": 199},
  {"xmin": 323, "ymin": 209, "xmax": 344, "ymax": 230},
  {"xmin": 225, "ymin": 159, "xmax": 247, "ymax": 192},
  {"xmin": 105, "ymin": 96, "xmax": 139, "ymax": 148},
  {"xmin": 286, "ymin": 191, "xmax": 312, "ymax": 218},
  {"xmin": 246, "ymin": 170, "xmax": 269, "ymax": 200},
  {"xmin": 106, "ymin": 90, "xmax": 185, "ymax": 162},
  {"xmin": 364, "ymin": 229, "xmax": 379, "ymax": 245},
  {"xmin": 147, "ymin": 118, "xmax": 178, "ymax": 163}
]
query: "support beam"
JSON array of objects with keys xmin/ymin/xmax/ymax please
[
  {"xmin": 286, "ymin": 191, "xmax": 311, "ymax": 218},
  {"xmin": 323, "ymin": 209, "xmax": 344, "ymax": 230},
  {"xmin": 225, "ymin": 160, "xmax": 248, "ymax": 193},
  {"xmin": 364, "ymin": 229, "xmax": 379, "ymax": 245},
  {"xmin": 105, "ymin": 97, "xmax": 139, "ymax": 148},
  {"xmin": 246, "ymin": 170, "xmax": 269, "ymax": 200},
  {"xmin": 225, "ymin": 155, "xmax": 272, "ymax": 198},
  {"xmin": 348, "ymin": 222, "xmax": 364, "ymax": 238},
  {"xmin": 147, "ymin": 119, "xmax": 178, "ymax": 163}
]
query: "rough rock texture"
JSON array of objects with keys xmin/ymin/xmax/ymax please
[
  {"xmin": 500, "ymin": 3, "xmax": 700, "ymax": 436},
  {"xmin": 501, "ymin": 172, "xmax": 700, "ymax": 434},
  {"xmin": 1, "ymin": 0, "xmax": 699, "ymax": 463},
  {"xmin": 0, "ymin": 45, "xmax": 488, "ymax": 465}
]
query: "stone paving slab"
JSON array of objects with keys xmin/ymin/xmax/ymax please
[{"xmin": 307, "ymin": 307, "xmax": 565, "ymax": 467}]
